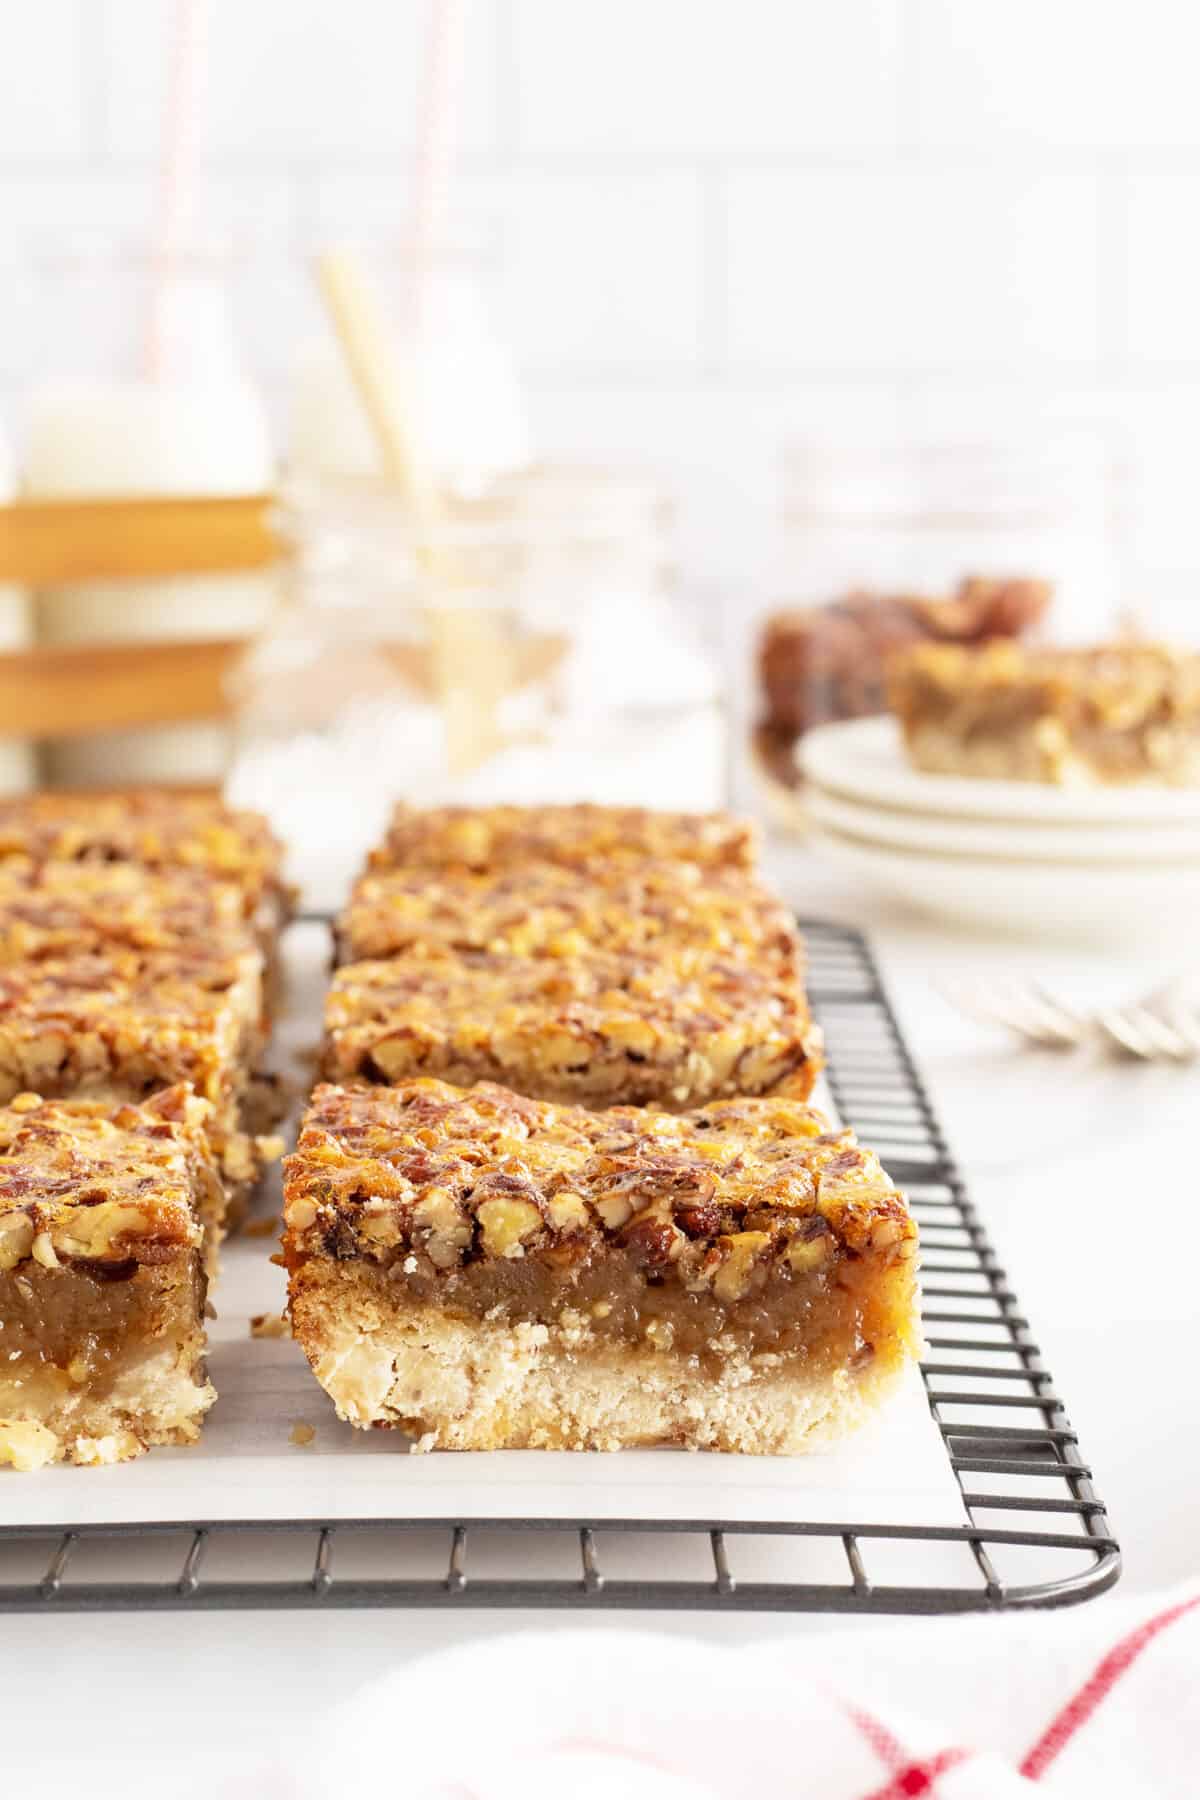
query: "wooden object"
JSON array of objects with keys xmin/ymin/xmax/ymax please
[
  {"xmin": 0, "ymin": 638, "xmax": 244, "ymax": 740},
  {"xmin": 0, "ymin": 494, "xmax": 279, "ymax": 585},
  {"xmin": 0, "ymin": 629, "xmax": 568, "ymax": 743}
]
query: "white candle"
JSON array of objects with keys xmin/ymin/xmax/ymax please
[
  {"xmin": 25, "ymin": 375, "xmax": 277, "ymax": 787},
  {"xmin": 0, "ymin": 420, "xmax": 35, "ymax": 793}
]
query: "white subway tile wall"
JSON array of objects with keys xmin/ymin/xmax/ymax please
[
  {"xmin": 511, "ymin": 1, "xmax": 905, "ymax": 153},
  {"xmin": 725, "ymin": 167, "xmax": 1103, "ymax": 372},
  {"xmin": 312, "ymin": 167, "xmax": 708, "ymax": 372},
  {"xmin": 1, "ymin": 1, "xmax": 1199, "ymax": 608},
  {"xmin": 101, "ymin": 0, "xmax": 501, "ymax": 156},
  {"xmin": 912, "ymin": 1, "xmax": 1200, "ymax": 152},
  {"xmin": 0, "ymin": 3, "xmax": 86, "ymax": 157}
]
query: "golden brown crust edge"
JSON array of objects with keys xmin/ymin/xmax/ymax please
[{"xmin": 289, "ymin": 1263, "xmax": 914, "ymax": 1454}]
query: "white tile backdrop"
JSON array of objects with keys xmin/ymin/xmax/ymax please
[{"xmin": 3, "ymin": 0, "xmax": 1200, "ymax": 613}]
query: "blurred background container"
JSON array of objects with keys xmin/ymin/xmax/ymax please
[
  {"xmin": 2, "ymin": 4, "xmax": 1199, "ymax": 583},
  {"xmin": 743, "ymin": 438, "xmax": 1113, "ymax": 813},
  {"xmin": 21, "ymin": 238, "xmax": 276, "ymax": 786},
  {"xmin": 775, "ymin": 441, "xmax": 1115, "ymax": 640},
  {"xmin": 231, "ymin": 461, "xmax": 722, "ymax": 903},
  {"xmin": 2, "ymin": 1, "xmax": 1200, "ymax": 804}
]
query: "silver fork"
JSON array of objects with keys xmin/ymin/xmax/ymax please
[
  {"xmin": 940, "ymin": 979, "xmax": 1092, "ymax": 1051},
  {"xmin": 1097, "ymin": 997, "xmax": 1200, "ymax": 1062},
  {"xmin": 941, "ymin": 977, "xmax": 1200, "ymax": 1062}
]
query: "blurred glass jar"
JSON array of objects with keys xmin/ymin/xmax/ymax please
[
  {"xmin": 227, "ymin": 466, "xmax": 726, "ymax": 909},
  {"xmin": 751, "ymin": 438, "xmax": 1116, "ymax": 802},
  {"xmin": 289, "ymin": 228, "xmax": 530, "ymax": 497},
  {"xmin": 21, "ymin": 235, "xmax": 277, "ymax": 788}
]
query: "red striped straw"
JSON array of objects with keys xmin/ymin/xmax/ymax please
[
  {"xmin": 405, "ymin": 0, "xmax": 466, "ymax": 336},
  {"xmin": 144, "ymin": 0, "xmax": 210, "ymax": 380}
]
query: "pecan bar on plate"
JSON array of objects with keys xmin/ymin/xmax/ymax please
[
  {"xmin": 889, "ymin": 640, "xmax": 1200, "ymax": 786},
  {"xmin": 337, "ymin": 861, "xmax": 802, "ymax": 972},
  {"xmin": 323, "ymin": 947, "xmax": 822, "ymax": 1109},
  {"xmin": 373, "ymin": 802, "xmax": 758, "ymax": 875},
  {"xmin": 284, "ymin": 1079, "xmax": 919, "ymax": 1454},
  {"xmin": 0, "ymin": 1086, "xmax": 220, "ymax": 1469}
]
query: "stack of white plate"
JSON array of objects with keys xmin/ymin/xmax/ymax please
[{"xmin": 801, "ymin": 716, "xmax": 1200, "ymax": 940}]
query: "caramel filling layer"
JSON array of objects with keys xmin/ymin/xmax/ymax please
[
  {"xmin": 293, "ymin": 1241, "xmax": 914, "ymax": 1378},
  {"xmin": 0, "ymin": 1257, "xmax": 207, "ymax": 1414}
]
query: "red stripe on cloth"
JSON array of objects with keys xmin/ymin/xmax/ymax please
[
  {"xmin": 859, "ymin": 1747, "xmax": 972, "ymax": 1799},
  {"xmin": 844, "ymin": 1702, "xmax": 909, "ymax": 1769},
  {"xmin": 1020, "ymin": 1591, "xmax": 1200, "ymax": 1780},
  {"xmin": 844, "ymin": 1702, "xmax": 971, "ymax": 1799}
]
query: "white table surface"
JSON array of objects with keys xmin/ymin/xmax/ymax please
[{"xmin": 7, "ymin": 843, "xmax": 1197, "ymax": 1778}]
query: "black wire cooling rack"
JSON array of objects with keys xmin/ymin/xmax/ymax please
[{"xmin": 0, "ymin": 919, "xmax": 1119, "ymax": 1615}]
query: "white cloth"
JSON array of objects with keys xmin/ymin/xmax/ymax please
[{"xmin": 218, "ymin": 1584, "xmax": 1198, "ymax": 1799}]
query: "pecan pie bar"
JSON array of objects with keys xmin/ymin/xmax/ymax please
[
  {"xmin": 0, "ymin": 1086, "xmax": 219, "ymax": 1469},
  {"xmin": 337, "ymin": 861, "xmax": 802, "ymax": 973},
  {"xmin": 889, "ymin": 640, "xmax": 1200, "ymax": 786},
  {"xmin": 0, "ymin": 944, "xmax": 272, "ymax": 1227},
  {"xmin": 0, "ymin": 859, "xmax": 251, "ymax": 966},
  {"xmin": 373, "ymin": 802, "xmax": 758, "ymax": 875},
  {"xmin": 323, "ymin": 948, "xmax": 822, "ymax": 1109},
  {"xmin": 0, "ymin": 792, "xmax": 293, "ymax": 965},
  {"xmin": 284, "ymin": 1080, "xmax": 919, "ymax": 1453},
  {"xmin": 757, "ymin": 579, "xmax": 1050, "ymax": 785}
]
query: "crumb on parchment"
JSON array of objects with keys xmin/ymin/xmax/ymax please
[
  {"xmin": 0, "ymin": 1419, "xmax": 59, "ymax": 1471},
  {"xmin": 250, "ymin": 1312, "xmax": 291, "ymax": 1339}
]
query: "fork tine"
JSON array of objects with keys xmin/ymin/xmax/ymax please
[
  {"xmin": 987, "ymin": 982, "xmax": 1083, "ymax": 1048},
  {"xmin": 943, "ymin": 974, "xmax": 1200, "ymax": 1062},
  {"xmin": 934, "ymin": 978, "xmax": 1010, "ymax": 1030},
  {"xmin": 1148, "ymin": 991, "xmax": 1200, "ymax": 1054},
  {"xmin": 941, "ymin": 979, "xmax": 1082, "ymax": 1049},
  {"xmin": 952, "ymin": 981, "xmax": 1043, "ymax": 1037},
  {"xmin": 1029, "ymin": 984, "xmax": 1090, "ymax": 1040},
  {"xmin": 1014, "ymin": 986, "xmax": 1086, "ymax": 1047},
  {"xmin": 1099, "ymin": 1007, "xmax": 1193, "ymax": 1062},
  {"xmin": 1136, "ymin": 1009, "xmax": 1196, "ymax": 1061},
  {"xmin": 1098, "ymin": 1009, "xmax": 1155, "ymax": 1059}
]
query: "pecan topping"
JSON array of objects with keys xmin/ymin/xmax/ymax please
[
  {"xmin": 620, "ymin": 1211, "xmax": 684, "ymax": 1269},
  {"xmin": 283, "ymin": 1079, "xmax": 917, "ymax": 1285}
]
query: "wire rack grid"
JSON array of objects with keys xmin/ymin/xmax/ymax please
[{"xmin": 0, "ymin": 918, "xmax": 1119, "ymax": 1615}]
